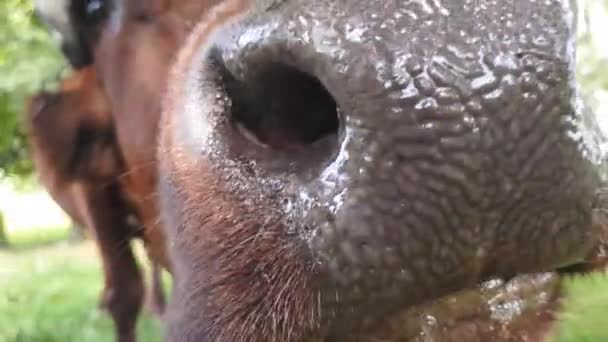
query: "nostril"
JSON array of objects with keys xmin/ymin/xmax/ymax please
[{"xmin": 219, "ymin": 61, "xmax": 340, "ymax": 149}]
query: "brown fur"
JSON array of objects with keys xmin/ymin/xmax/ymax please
[
  {"xmin": 158, "ymin": 150, "xmax": 319, "ymax": 341},
  {"xmin": 25, "ymin": 68, "xmax": 165, "ymax": 342},
  {"xmin": 27, "ymin": 68, "xmax": 120, "ymax": 188},
  {"xmin": 91, "ymin": 0, "xmax": 222, "ymax": 273},
  {"xmin": 58, "ymin": 2, "xmax": 222, "ymax": 339},
  {"xmin": 88, "ymin": 0, "xmax": 224, "ymax": 292},
  {"xmin": 25, "ymin": 68, "xmax": 125, "ymax": 238},
  {"xmin": 158, "ymin": 2, "xmax": 321, "ymax": 340}
]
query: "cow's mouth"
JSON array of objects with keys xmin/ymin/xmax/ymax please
[{"xmin": 352, "ymin": 226, "xmax": 608, "ymax": 342}]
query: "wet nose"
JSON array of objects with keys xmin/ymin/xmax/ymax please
[
  {"xmin": 215, "ymin": 55, "xmax": 341, "ymax": 153},
  {"xmin": 164, "ymin": 0, "xmax": 604, "ymax": 338}
]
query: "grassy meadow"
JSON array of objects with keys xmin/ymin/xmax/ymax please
[
  {"xmin": 0, "ymin": 183, "xmax": 607, "ymax": 342},
  {"xmin": 0, "ymin": 183, "xmax": 162, "ymax": 342}
]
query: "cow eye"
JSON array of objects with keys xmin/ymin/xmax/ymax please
[{"xmin": 81, "ymin": 0, "xmax": 108, "ymax": 23}]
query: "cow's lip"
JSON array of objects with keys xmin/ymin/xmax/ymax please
[
  {"xmin": 348, "ymin": 224, "xmax": 608, "ymax": 341},
  {"xmin": 364, "ymin": 272, "xmax": 561, "ymax": 341}
]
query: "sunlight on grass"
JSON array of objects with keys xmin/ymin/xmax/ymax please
[
  {"xmin": 0, "ymin": 181, "xmax": 164, "ymax": 342},
  {"xmin": 551, "ymin": 272, "xmax": 608, "ymax": 342},
  {"xmin": 0, "ymin": 180, "xmax": 70, "ymax": 235},
  {"xmin": 6, "ymin": 225, "xmax": 70, "ymax": 248},
  {"xmin": 0, "ymin": 240, "xmax": 163, "ymax": 342}
]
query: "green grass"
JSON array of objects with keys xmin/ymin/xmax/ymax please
[
  {"xmin": 4, "ymin": 225, "xmax": 70, "ymax": 249},
  {"xmin": 0, "ymin": 230, "xmax": 163, "ymax": 342},
  {"xmin": 551, "ymin": 274, "xmax": 608, "ymax": 342},
  {"xmin": 0, "ymin": 183, "xmax": 164, "ymax": 341}
]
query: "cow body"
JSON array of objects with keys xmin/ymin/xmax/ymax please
[{"xmin": 25, "ymin": 68, "xmax": 167, "ymax": 342}]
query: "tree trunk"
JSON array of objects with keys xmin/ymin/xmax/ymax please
[{"xmin": 0, "ymin": 210, "xmax": 8, "ymax": 248}]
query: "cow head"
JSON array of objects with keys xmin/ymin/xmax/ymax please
[
  {"xmin": 26, "ymin": 67, "xmax": 121, "ymax": 186},
  {"xmin": 34, "ymin": 0, "xmax": 111, "ymax": 68}
]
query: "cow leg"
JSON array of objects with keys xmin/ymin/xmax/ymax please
[
  {"xmin": 97, "ymin": 240, "xmax": 144, "ymax": 342},
  {"xmin": 146, "ymin": 260, "xmax": 166, "ymax": 318},
  {"xmin": 77, "ymin": 183, "xmax": 144, "ymax": 342}
]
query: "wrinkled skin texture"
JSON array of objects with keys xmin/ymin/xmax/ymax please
[
  {"xmin": 24, "ymin": 68, "xmax": 166, "ymax": 342},
  {"xmin": 159, "ymin": 0, "xmax": 608, "ymax": 341}
]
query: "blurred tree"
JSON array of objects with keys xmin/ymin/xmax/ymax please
[
  {"xmin": 577, "ymin": 0, "xmax": 608, "ymax": 104},
  {"xmin": 0, "ymin": 211, "xmax": 7, "ymax": 247},
  {"xmin": 0, "ymin": 0, "xmax": 65, "ymax": 179}
]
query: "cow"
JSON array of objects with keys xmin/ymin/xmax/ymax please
[
  {"xmin": 34, "ymin": 0, "xmax": 608, "ymax": 341},
  {"xmin": 32, "ymin": 1, "xmax": 215, "ymax": 340},
  {"xmin": 24, "ymin": 67, "xmax": 166, "ymax": 342}
]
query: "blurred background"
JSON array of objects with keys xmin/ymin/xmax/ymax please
[{"xmin": 0, "ymin": 0, "xmax": 606, "ymax": 341}]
